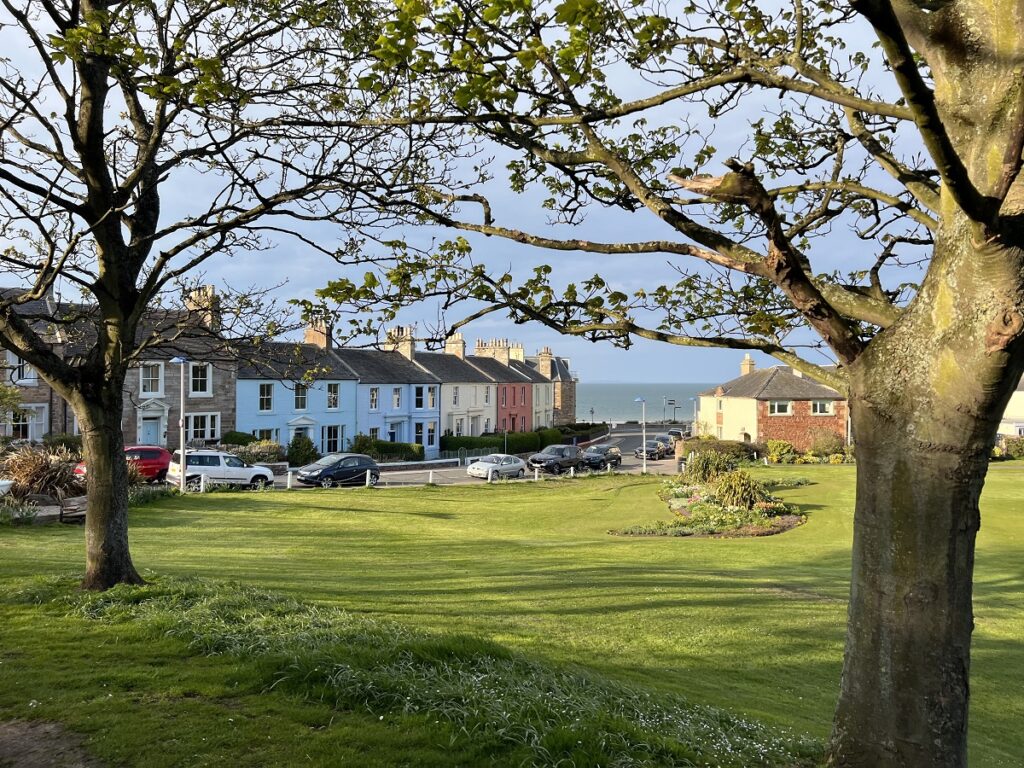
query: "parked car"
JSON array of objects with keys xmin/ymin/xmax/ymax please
[
  {"xmin": 634, "ymin": 440, "xmax": 665, "ymax": 460},
  {"xmin": 653, "ymin": 433, "xmax": 676, "ymax": 451},
  {"xmin": 296, "ymin": 453, "xmax": 380, "ymax": 487},
  {"xmin": 74, "ymin": 445, "xmax": 172, "ymax": 483},
  {"xmin": 667, "ymin": 428, "xmax": 685, "ymax": 441},
  {"xmin": 528, "ymin": 444, "xmax": 584, "ymax": 474},
  {"xmin": 467, "ymin": 454, "xmax": 527, "ymax": 480},
  {"xmin": 168, "ymin": 449, "xmax": 275, "ymax": 490},
  {"xmin": 581, "ymin": 444, "xmax": 622, "ymax": 470}
]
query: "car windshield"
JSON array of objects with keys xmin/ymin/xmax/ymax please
[
  {"xmin": 645, "ymin": 441, "xmax": 660, "ymax": 448},
  {"xmin": 311, "ymin": 454, "xmax": 344, "ymax": 468},
  {"xmin": 540, "ymin": 445, "xmax": 563, "ymax": 455},
  {"xmin": 478, "ymin": 455, "xmax": 501, "ymax": 464}
]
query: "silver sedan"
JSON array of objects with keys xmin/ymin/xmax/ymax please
[{"xmin": 466, "ymin": 453, "xmax": 527, "ymax": 480}]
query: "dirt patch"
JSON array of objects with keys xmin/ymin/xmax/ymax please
[{"xmin": 0, "ymin": 720, "xmax": 104, "ymax": 768}]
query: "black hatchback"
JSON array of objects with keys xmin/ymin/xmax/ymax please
[
  {"xmin": 296, "ymin": 453, "xmax": 380, "ymax": 487},
  {"xmin": 582, "ymin": 444, "xmax": 622, "ymax": 469}
]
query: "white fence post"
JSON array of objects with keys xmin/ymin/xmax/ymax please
[
  {"xmin": 570, "ymin": 466, "xmax": 575, "ymax": 478},
  {"xmin": 199, "ymin": 474, "xmax": 207, "ymax": 493},
  {"xmin": 534, "ymin": 468, "xmax": 540, "ymax": 481},
  {"xmin": 365, "ymin": 470, "xmax": 372, "ymax": 487},
  {"xmin": 287, "ymin": 470, "xmax": 293, "ymax": 490},
  {"xmin": 428, "ymin": 470, "xmax": 434, "ymax": 485}
]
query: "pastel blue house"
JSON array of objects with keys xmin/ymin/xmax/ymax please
[
  {"xmin": 235, "ymin": 343, "xmax": 358, "ymax": 455},
  {"xmin": 333, "ymin": 344, "xmax": 442, "ymax": 459}
]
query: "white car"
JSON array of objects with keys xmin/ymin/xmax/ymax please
[
  {"xmin": 467, "ymin": 454, "xmax": 527, "ymax": 481},
  {"xmin": 168, "ymin": 449, "xmax": 275, "ymax": 490}
]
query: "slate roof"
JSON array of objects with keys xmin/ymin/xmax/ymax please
[
  {"xmin": 465, "ymin": 355, "xmax": 530, "ymax": 383},
  {"xmin": 509, "ymin": 358, "xmax": 549, "ymax": 384},
  {"xmin": 525, "ymin": 355, "xmax": 574, "ymax": 381},
  {"xmin": 414, "ymin": 352, "xmax": 495, "ymax": 383},
  {"xmin": 330, "ymin": 348, "xmax": 439, "ymax": 384},
  {"xmin": 236, "ymin": 342, "xmax": 356, "ymax": 380},
  {"xmin": 699, "ymin": 366, "xmax": 843, "ymax": 400}
]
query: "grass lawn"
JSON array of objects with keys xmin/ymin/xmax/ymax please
[{"xmin": 1, "ymin": 466, "xmax": 1022, "ymax": 766}]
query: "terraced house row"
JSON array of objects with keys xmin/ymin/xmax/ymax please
[{"xmin": 0, "ymin": 291, "xmax": 577, "ymax": 461}]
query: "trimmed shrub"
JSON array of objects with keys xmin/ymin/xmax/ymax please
[
  {"xmin": 1003, "ymin": 436, "xmax": 1024, "ymax": 459},
  {"xmin": 1, "ymin": 445, "xmax": 84, "ymax": 501},
  {"xmin": 684, "ymin": 439, "xmax": 758, "ymax": 461},
  {"xmin": 286, "ymin": 434, "xmax": 319, "ymax": 467},
  {"xmin": 350, "ymin": 434, "xmax": 425, "ymax": 462},
  {"xmin": 234, "ymin": 440, "xmax": 285, "ymax": 465},
  {"xmin": 42, "ymin": 433, "xmax": 83, "ymax": 455},
  {"xmin": 808, "ymin": 429, "xmax": 844, "ymax": 457},
  {"xmin": 683, "ymin": 451, "xmax": 735, "ymax": 483},
  {"xmin": 713, "ymin": 470, "xmax": 770, "ymax": 510},
  {"xmin": 440, "ymin": 434, "xmax": 503, "ymax": 452},
  {"xmin": 221, "ymin": 431, "xmax": 257, "ymax": 447},
  {"xmin": 537, "ymin": 428, "xmax": 563, "ymax": 446}
]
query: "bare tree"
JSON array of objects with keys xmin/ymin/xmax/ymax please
[
  {"xmin": 0, "ymin": 0, "xmax": 433, "ymax": 589},
  {"xmin": 312, "ymin": 1, "xmax": 1024, "ymax": 764}
]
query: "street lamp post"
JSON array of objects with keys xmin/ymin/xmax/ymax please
[
  {"xmin": 690, "ymin": 397, "xmax": 698, "ymax": 435},
  {"xmin": 635, "ymin": 397, "xmax": 647, "ymax": 474},
  {"xmin": 662, "ymin": 395, "xmax": 667, "ymax": 424},
  {"xmin": 170, "ymin": 356, "xmax": 189, "ymax": 492},
  {"xmin": 589, "ymin": 407, "xmax": 595, "ymax": 424}
]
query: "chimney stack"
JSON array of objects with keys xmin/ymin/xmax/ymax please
[
  {"xmin": 536, "ymin": 346, "xmax": 554, "ymax": 379},
  {"xmin": 304, "ymin": 320, "xmax": 334, "ymax": 349},
  {"xmin": 384, "ymin": 325, "xmax": 416, "ymax": 360},
  {"xmin": 474, "ymin": 337, "xmax": 511, "ymax": 365},
  {"xmin": 185, "ymin": 285, "xmax": 222, "ymax": 333},
  {"xmin": 444, "ymin": 332, "xmax": 466, "ymax": 360},
  {"xmin": 740, "ymin": 353, "xmax": 755, "ymax": 376}
]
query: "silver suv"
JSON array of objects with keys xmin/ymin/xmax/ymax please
[{"xmin": 168, "ymin": 449, "xmax": 274, "ymax": 490}]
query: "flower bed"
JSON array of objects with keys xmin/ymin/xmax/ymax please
[{"xmin": 610, "ymin": 473, "xmax": 805, "ymax": 538}]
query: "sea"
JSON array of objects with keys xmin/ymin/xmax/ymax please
[{"xmin": 575, "ymin": 382, "xmax": 715, "ymax": 425}]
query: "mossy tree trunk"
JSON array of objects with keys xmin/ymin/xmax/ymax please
[
  {"xmin": 73, "ymin": 375, "xmax": 144, "ymax": 591},
  {"xmin": 828, "ymin": 218, "xmax": 1024, "ymax": 766}
]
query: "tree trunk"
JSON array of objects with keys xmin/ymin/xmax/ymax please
[
  {"xmin": 77, "ymin": 386, "xmax": 144, "ymax": 591},
  {"xmin": 827, "ymin": 224, "xmax": 1024, "ymax": 766}
]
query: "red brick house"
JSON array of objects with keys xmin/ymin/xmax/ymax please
[{"xmin": 696, "ymin": 355, "xmax": 848, "ymax": 451}]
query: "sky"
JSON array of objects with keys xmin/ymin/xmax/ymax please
[{"xmin": 1, "ymin": 4, "xmax": 912, "ymax": 385}]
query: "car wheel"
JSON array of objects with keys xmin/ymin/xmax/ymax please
[
  {"xmin": 319, "ymin": 476, "xmax": 335, "ymax": 488},
  {"xmin": 598, "ymin": 461, "xmax": 607, "ymax": 471},
  {"xmin": 251, "ymin": 476, "xmax": 269, "ymax": 490},
  {"xmin": 516, "ymin": 469, "xmax": 524, "ymax": 478},
  {"xmin": 368, "ymin": 472, "xmax": 379, "ymax": 487},
  {"xmin": 153, "ymin": 469, "xmax": 168, "ymax": 484},
  {"xmin": 552, "ymin": 464, "xmax": 561, "ymax": 475}
]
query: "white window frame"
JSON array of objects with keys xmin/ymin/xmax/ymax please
[
  {"xmin": 324, "ymin": 424, "xmax": 341, "ymax": 453},
  {"xmin": 369, "ymin": 426, "xmax": 380, "ymax": 440},
  {"xmin": 369, "ymin": 387, "xmax": 379, "ymax": 411},
  {"xmin": 326, "ymin": 382, "xmax": 340, "ymax": 410},
  {"xmin": 6, "ymin": 352, "xmax": 38, "ymax": 386},
  {"xmin": 428, "ymin": 386, "xmax": 437, "ymax": 409},
  {"xmin": 139, "ymin": 361, "xmax": 164, "ymax": 398},
  {"xmin": 414, "ymin": 422, "xmax": 424, "ymax": 445},
  {"xmin": 501, "ymin": 387, "xmax": 507, "ymax": 407},
  {"xmin": 185, "ymin": 412, "xmax": 220, "ymax": 442},
  {"xmin": 453, "ymin": 385, "xmax": 460, "ymax": 406},
  {"xmin": 415, "ymin": 385, "xmax": 424, "ymax": 409},
  {"xmin": 768, "ymin": 400, "xmax": 792, "ymax": 416},
  {"xmin": 258, "ymin": 382, "xmax": 273, "ymax": 412},
  {"xmin": 189, "ymin": 362, "xmax": 213, "ymax": 398},
  {"xmin": 427, "ymin": 421, "xmax": 436, "ymax": 447},
  {"xmin": 294, "ymin": 382, "xmax": 308, "ymax": 411},
  {"xmin": 392, "ymin": 387, "xmax": 401, "ymax": 409},
  {"xmin": 484, "ymin": 417, "xmax": 491, "ymax": 433},
  {"xmin": 254, "ymin": 427, "xmax": 279, "ymax": 442},
  {"xmin": 484, "ymin": 386, "xmax": 490, "ymax": 405},
  {"xmin": 9, "ymin": 403, "xmax": 47, "ymax": 441},
  {"xmin": 455, "ymin": 418, "xmax": 463, "ymax": 436},
  {"xmin": 811, "ymin": 400, "xmax": 834, "ymax": 415}
]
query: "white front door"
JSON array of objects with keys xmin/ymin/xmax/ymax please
[{"xmin": 141, "ymin": 417, "xmax": 161, "ymax": 445}]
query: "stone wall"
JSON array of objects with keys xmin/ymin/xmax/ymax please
[{"xmin": 756, "ymin": 399, "xmax": 848, "ymax": 452}]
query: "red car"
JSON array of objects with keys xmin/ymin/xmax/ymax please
[{"xmin": 74, "ymin": 445, "xmax": 172, "ymax": 483}]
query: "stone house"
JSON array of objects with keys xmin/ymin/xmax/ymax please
[
  {"xmin": 697, "ymin": 354, "xmax": 848, "ymax": 451},
  {"xmin": 526, "ymin": 347, "xmax": 577, "ymax": 425}
]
